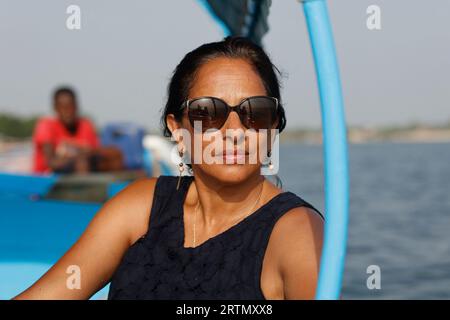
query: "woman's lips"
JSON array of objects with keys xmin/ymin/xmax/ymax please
[
  {"xmin": 221, "ymin": 150, "xmax": 248, "ymax": 163},
  {"xmin": 223, "ymin": 153, "xmax": 246, "ymax": 163}
]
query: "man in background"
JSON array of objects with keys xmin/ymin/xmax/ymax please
[{"xmin": 32, "ymin": 86, "xmax": 123, "ymax": 174}]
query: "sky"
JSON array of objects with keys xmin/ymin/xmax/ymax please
[{"xmin": 0, "ymin": 0, "xmax": 449, "ymax": 131}]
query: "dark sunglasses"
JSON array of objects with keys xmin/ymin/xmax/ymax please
[{"xmin": 180, "ymin": 96, "xmax": 279, "ymax": 132}]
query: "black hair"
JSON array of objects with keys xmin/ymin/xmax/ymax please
[
  {"xmin": 160, "ymin": 36, "xmax": 286, "ymax": 137},
  {"xmin": 53, "ymin": 86, "xmax": 77, "ymax": 106}
]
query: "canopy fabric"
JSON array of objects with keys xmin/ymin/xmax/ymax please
[{"xmin": 200, "ymin": 0, "xmax": 272, "ymax": 46}]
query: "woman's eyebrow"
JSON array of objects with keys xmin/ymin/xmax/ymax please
[
  {"xmin": 236, "ymin": 95, "xmax": 265, "ymax": 102},
  {"xmin": 235, "ymin": 95, "xmax": 258, "ymax": 102}
]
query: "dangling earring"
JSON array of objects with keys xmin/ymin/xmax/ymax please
[
  {"xmin": 176, "ymin": 148, "xmax": 184, "ymax": 190},
  {"xmin": 266, "ymin": 149, "xmax": 282, "ymax": 189},
  {"xmin": 267, "ymin": 150, "xmax": 274, "ymax": 171}
]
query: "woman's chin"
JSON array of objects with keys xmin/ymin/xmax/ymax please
[{"xmin": 199, "ymin": 163, "xmax": 260, "ymax": 184}]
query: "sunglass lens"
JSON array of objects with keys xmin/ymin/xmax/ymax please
[
  {"xmin": 188, "ymin": 98, "xmax": 228, "ymax": 131},
  {"xmin": 239, "ymin": 97, "xmax": 277, "ymax": 130}
]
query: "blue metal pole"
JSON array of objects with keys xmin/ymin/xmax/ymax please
[{"xmin": 302, "ymin": 0, "xmax": 350, "ymax": 299}]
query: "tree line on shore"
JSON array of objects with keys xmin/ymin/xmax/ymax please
[
  {"xmin": 0, "ymin": 112, "xmax": 39, "ymax": 139},
  {"xmin": 1, "ymin": 111, "xmax": 449, "ymax": 142}
]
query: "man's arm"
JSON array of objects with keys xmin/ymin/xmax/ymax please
[{"xmin": 42, "ymin": 142, "xmax": 79, "ymax": 171}]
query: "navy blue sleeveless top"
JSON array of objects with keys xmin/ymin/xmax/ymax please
[{"xmin": 107, "ymin": 175, "xmax": 323, "ymax": 300}]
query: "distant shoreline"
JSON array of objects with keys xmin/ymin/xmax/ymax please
[
  {"xmin": 2, "ymin": 128, "xmax": 450, "ymax": 154},
  {"xmin": 2, "ymin": 112, "xmax": 450, "ymax": 147},
  {"xmin": 280, "ymin": 125, "xmax": 450, "ymax": 144}
]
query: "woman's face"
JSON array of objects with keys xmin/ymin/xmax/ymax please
[{"xmin": 168, "ymin": 57, "xmax": 274, "ymax": 185}]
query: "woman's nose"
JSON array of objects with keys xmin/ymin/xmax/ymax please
[
  {"xmin": 220, "ymin": 109, "xmax": 247, "ymax": 146},
  {"xmin": 221, "ymin": 107, "xmax": 245, "ymax": 131}
]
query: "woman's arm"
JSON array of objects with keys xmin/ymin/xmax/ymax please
[
  {"xmin": 13, "ymin": 177, "xmax": 157, "ymax": 300},
  {"xmin": 270, "ymin": 207, "xmax": 324, "ymax": 300}
]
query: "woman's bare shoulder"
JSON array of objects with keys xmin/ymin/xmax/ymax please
[
  {"xmin": 105, "ymin": 177, "xmax": 159, "ymax": 246},
  {"xmin": 268, "ymin": 206, "xmax": 323, "ymax": 299}
]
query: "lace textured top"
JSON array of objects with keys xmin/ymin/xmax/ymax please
[{"xmin": 107, "ymin": 175, "xmax": 323, "ymax": 300}]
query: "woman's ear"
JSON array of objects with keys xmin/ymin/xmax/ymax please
[{"xmin": 166, "ymin": 114, "xmax": 182, "ymax": 141}]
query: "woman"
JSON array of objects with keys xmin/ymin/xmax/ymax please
[{"xmin": 14, "ymin": 36, "xmax": 324, "ymax": 300}]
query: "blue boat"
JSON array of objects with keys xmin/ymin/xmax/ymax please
[{"xmin": 0, "ymin": 127, "xmax": 177, "ymax": 299}]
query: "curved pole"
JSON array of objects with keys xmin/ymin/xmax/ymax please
[{"xmin": 301, "ymin": 0, "xmax": 350, "ymax": 299}]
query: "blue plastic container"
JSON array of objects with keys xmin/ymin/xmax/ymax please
[{"xmin": 100, "ymin": 123, "xmax": 146, "ymax": 170}]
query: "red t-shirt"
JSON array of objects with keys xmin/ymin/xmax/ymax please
[{"xmin": 32, "ymin": 116, "xmax": 100, "ymax": 174}]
